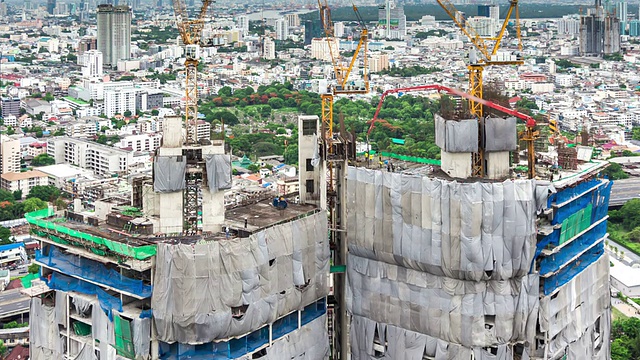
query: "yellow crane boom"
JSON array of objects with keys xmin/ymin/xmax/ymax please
[
  {"xmin": 436, "ymin": 0, "xmax": 530, "ymax": 177},
  {"xmin": 171, "ymin": 0, "xmax": 213, "ymax": 145}
]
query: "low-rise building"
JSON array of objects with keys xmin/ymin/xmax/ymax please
[{"xmin": 0, "ymin": 170, "xmax": 49, "ymax": 197}]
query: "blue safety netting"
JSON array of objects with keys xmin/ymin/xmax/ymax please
[
  {"xmin": 540, "ymin": 221, "xmax": 608, "ymax": 276},
  {"xmin": 46, "ymin": 272, "xmax": 123, "ymax": 319},
  {"xmin": 158, "ymin": 299, "xmax": 327, "ymax": 359},
  {"xmin": 36, "ymin": 247, "xmax": 152, "ymax": 298},
  {"xmin": 543, "ymin": 245, "xmax": 604, "ymax": 295},
  {"xmin": 552, "ymin": 179, "xmax": 611, "ymax": 225}
]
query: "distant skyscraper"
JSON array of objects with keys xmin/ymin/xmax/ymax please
[
  {"xmin": 630, "ymin": 20, "xmax": 640, "ymax": 37},
  {"xmin": 263, "ymin": 37, "xmax": 275, "ymax": 60},
  {"xmin": 617, "ymin": 1, "xmax": 628, "ymax": 22},
  {"xmin": 97, "ymin": 4, "xmax": 131, "ymax": 67},
  {"xmin": 236, "ymin": 15, "xmax": 249, "ymax": 36},
  {"xmin": 334, "ymin": 21, "xmax": 345, "ymax": 38},
  {"xmin": 46, "ymin": 0, "xmax": 56, "ymax": 14},
  {"xmin": 304, "ymin": 19, "xmax": 324, "ymax": 45},
  {"xmin": 378, "ymin": 0, "xmax": 407, "ymax": 40},
  {"xmin": 275, "ymin": 18, "xmax": 288, "ymax": 41},
  {"xmin": 580, "ymin": 0, "xmax": 620, "ymax": 55}
]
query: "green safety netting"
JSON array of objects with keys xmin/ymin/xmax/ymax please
[
  {"xmin": 73, "ymin": 321, "xmax": 92, "ymax": 336},
  {"xmin": 114, "ymin": 314, "xmax": 135, "ymax": 359},
  {"xmin": 559, "ymin": 203, "xmax": 593, "ymax": 245},
  {"xmin": 20, "ymin": 273, "xmax": 39, "ymax": 288},
  {"xmin": 357, "ymin": 152, "xmax": 441, "ymax": 166},
  {"xmin": 25, "ymin": 208, "xmax": 156, "ymax": 260}
]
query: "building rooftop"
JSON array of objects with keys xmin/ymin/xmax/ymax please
[{"xmin": 0, "ymin": 170, "xmax": 48, "ymax": 182}]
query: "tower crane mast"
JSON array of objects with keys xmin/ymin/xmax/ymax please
[{"xmin": 171, "ymin": 0, "xmax": 213, "ymax": 145}]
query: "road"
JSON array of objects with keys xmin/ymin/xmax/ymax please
[
  {"xmin": 0, "ymin": 289, "xmax": 30, "ymax": 319},
  {"xmin": 610, "ymin": 178, "xmax": 640, "ymax": 207}
]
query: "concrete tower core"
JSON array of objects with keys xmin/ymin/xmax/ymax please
[{"xmin": 147, "ymin": 115, "xmax": 229, "ymax": 234}]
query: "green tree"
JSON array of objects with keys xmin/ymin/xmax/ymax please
[
  {"xmin": 26, "ymin": 185, "xmax": 61, "ymax": 202},
  {"xmin": 31, "ymin": 153, "xmax": 55, "ymax": 166},
  {"xmin": 151, "ymin": 109, "xmax": 159, "ymax": 116},
  {"xmin": 603, "ymin": 162, "xmax": 629, "ymax": 180},
  {"xmin": 0, "ymin": 227, "xmax": 12, "ymax": 245},
  {"xmin": 22, "ymin": 197, "xmax": 48, "ymax": 212},
  {"xmin": 283, "ymin": 144, "xmax": 299, "ymax": 165},
  {"xmin": 218, "ymin": 86, "xmax": 233, "ymax": 97},
  {"xmin": 28, "ymin": 263, "xmax": 40, "ymax": 274},
  {"xmin": 268, "ymin": 97, "xmax": 284, "ymax": 109},
  {"xmin": 247, "ymin": 164, "xmax": 260, "ymax": 173},
  {"xmin": 123, "ymin": 110, "xmax": 132, "ymax": 117},
  {"xmin": 612, "ymin": 338, "xmax": 630, "ymax": 360},
  {"xmin": 43, "ymin": 92, "xmax": 54, "ymax": 102},
  {"xmin": 12, "ymin": 190, "xmax": 22, "ymax": 201}
]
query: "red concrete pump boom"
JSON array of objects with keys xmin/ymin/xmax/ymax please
[{"xmin": 366, "ymin": 84, "xmax": 538, "ymax": 178}]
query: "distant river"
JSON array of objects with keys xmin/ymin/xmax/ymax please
[{"xmin": 246, "ymin": 9, "xmax": 314, "ymax": 21}]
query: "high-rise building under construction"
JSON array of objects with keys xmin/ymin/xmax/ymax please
[
  {"xmin": 25, "ymin": 115, "xmax": 331, "ymax": 359},
  {"xmin": 580, "ymin": 0, "xmax": 620, "ymax": 55},
  {"xmin": 345, "ymin": 114, "xmax": 611, "ymax": 359}
]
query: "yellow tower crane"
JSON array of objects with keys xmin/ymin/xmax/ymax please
[
  {"xmin": 171, "ymin": 0, "xmax": 213, "ymax": 145},
  {"xmin": 436, "ymin": 0, "xmax": 538, "ymax": 178},
  {"xmin": 317, "ymin": 0, "xmax": 369, "ymax": 190}
]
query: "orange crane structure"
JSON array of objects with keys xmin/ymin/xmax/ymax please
[
  {"xmin": 315, "ymin": 1, "xmax": 368, "ymax": 358},
  {"xmin": 366, "ymin": 84, "xmax": 537, "ymax": 178},
  {"xmin": 435, "ymin": 0, "xmax": 538, "ymax": 178}
]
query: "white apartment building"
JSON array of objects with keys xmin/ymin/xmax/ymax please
[
  {"xmin": 138, "ymin": 118, "xmax": 163, "ymax": 133},
  {"xmin": 334, "ymin": 22, "xmax": 345, "ymax": 38},
  {"xmin": 555, "ymin": 74, "xmax": 574, "ymax": 87},
  {"xmin": 466, "ymin": 16, "xmax": 499, "ymax": 37},
  {"xmin": 311, "ymin": 38, "xmax": 338, "ymax": 61},
  {"xmin": 263, "ymin": 37, "xmax": 276, "ymax": 60},
  {"xmin": 275, "ymin": 18, "xmax": 288, "ymax": 40},
  {"xmin": 66, "ymin": 122, "xmax": 98, "ymax": 138},
  {"xmin": 116, "ymin": 133, "xmax": 162, "ymax": 152},
  {"xmin": 47, "ymin": 137, "xmax": 133, "ymax": 176},
  {"xmin": 0, "ymin": 170, "xmax": 48, "ymax": 197},
  {"xmin": 81, "ymin": 50, "xmax": 104, "ymax": 78},
  {"xmin": 197, "ymin": 120, "xmax": 211, "ymax": 141},
  {"xmin": 0, "ymin": 243, "xmax": 27, "ymax": 267},
  {"xmin": 104, "ymin": 88, "xmax": 137, "ymax": 117},
  {"xmin": 236, "ymin": 15, "xmax": 249, "ymax": 36},
  {"xmin": 557, "ymin": 15, "xmax": 580, "ymax": 37},
  {"xmin": 0, "ymin": 135, "xmax": 20, "ymax": 175}
]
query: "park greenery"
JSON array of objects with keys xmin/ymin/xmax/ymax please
[
  {"xmin": 612, "ymin": 317, "xmax": 640, "ymax": 360},
  {"xmin": 198, "ymin": 82, "xmax": 445, "ymax": 162},
  {"xmin": 378, "ymin": 65, "xmax": 442, "ymax": 77},
  {"xmin": 609, "ymin": 199, "xmax": 640, "ymax": 257}
]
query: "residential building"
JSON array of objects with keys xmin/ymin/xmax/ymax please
[
  {"xmin": 558, "ymin": 15, "xmax": 581, "ymax": 37},
  {"xmin": 0, "ymin": 243, "xmax": 27, "ymax": 267},
  {"xmin": 0, "ymin": 135, "xmax": 20, "ymax": 175},
  {"xmin": 104, "ymin": 88, "xmax": 137, "ymax": 117},
  {"xmin": 263, "ymin": 37, "xmax": 276, "ymax": 60},
  {"xmin": 311, "ymin": 38, "xmax": 338, "ymax": 61},
  {"xmin": 116, "ymin": 133, "xmax": 162, "ymax": 152},
  {"xmin": 334, "ymin": 22, "xmax": 345, "ymax": 38},
  {"xmin": 378, "ymin": 0, "xmax": 407, "ymax": 40},
  {"xmin": 47, "ymin": 137, "xmax": 133, "ymax": 176},
  {"xmin": 275, "ymin": 18, "xmax": 288, "ymax": 41},
  {"xmin": 81, "ymin": 50, "xmax": 104, "ymax": 78},
  {"xmin": 304, "ymin": 19, "xmax": 324, "ymax": 45},
  {"xmin": 0, "ymin": 170, "xmax": 48, "ymax": 197},
  {"xmin": 630, "ymin": 20, "xmax": 640, "ymax": 37},
  {"xmin": 1, "ymin": 97, "xmax": 21, "ymax": 118},
  {"xmin": 369, "ymin": 53, "xmax": 390, "ymax": 72},
  {"xmin": 286, "ymin": 13, "xmax": 300, "ymax": 28},
  {"xmin": 236, "ymin": 14, "xmax": 249, "ymax": 36},
  {"xmin": 97, "ymin": 4, "xmax": 131, "ymax": 67}
]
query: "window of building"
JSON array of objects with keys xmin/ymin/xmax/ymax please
[
  {"xmin": 306, "ymin": 179, "xmax": 314, "ymax": 194},
  {"xmin": 306, "ymin": 158, "xmax": 314, "ymax": 171},
  {"xmin": 302, "ymin": 119, "xmax": 316, "ymax": 135}
]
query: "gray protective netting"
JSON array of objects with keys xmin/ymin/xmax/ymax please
[
  {"xmin": 346, "ymin": 167, "xmax": 554, "ymax": 354},
  {"xmin": 262, "ymin": 314, "xmax": 329, "ymax": 359},
  {"xmin": 346, "ymin": 254, "xmax": 540, "ymax": 349},
  {"xmin": 30, "ymin": 297, "xmax": 64, "ymax": 360},
  {"xmin": 435, "ymin": 115, "xmax": 478, "ymax": 153},
  {"xmin": 484, "ymin": 117, "xmax": 517, "ymax": 152},
  {"xmin": 541, "ymin": 254, "xmax": 610, "ymax": 359},
  {"xmin": 346, "ymin": 167, "xmax": 544, "ymax": 281},
  {"xmin": 205, "ymin": 154, "xmax": 232, "ymax": 192},
  {"xmin": 153, "ymin": 156, "xmax": 186, "ymax": 192},
  {"xmin": 151, "ymin": 211, "xmax": 329, "ymax": 344}
]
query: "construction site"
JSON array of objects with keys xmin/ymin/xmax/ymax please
[{"xmin": 20, "ymin": 0, "xmax": 613, "ymax": 359}]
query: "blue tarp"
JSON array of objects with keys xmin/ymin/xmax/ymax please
[
  {"xmin": 543, "ymin": 245, "xmax": 604, "ymax": 295},
  {"xmin": 37, "ymin": 247, "xmax": 152, "ymax": 298},
  {"xmin": 159, "ymin": 298, "xmax": 327, "ymax": 359},
  {"xmin": 540, "ymin": 221, "xmax": 607, "ymax": 275},
  {"xmin": 46, "ymin": 272, "xmax": 122, "ymax": 319}
]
